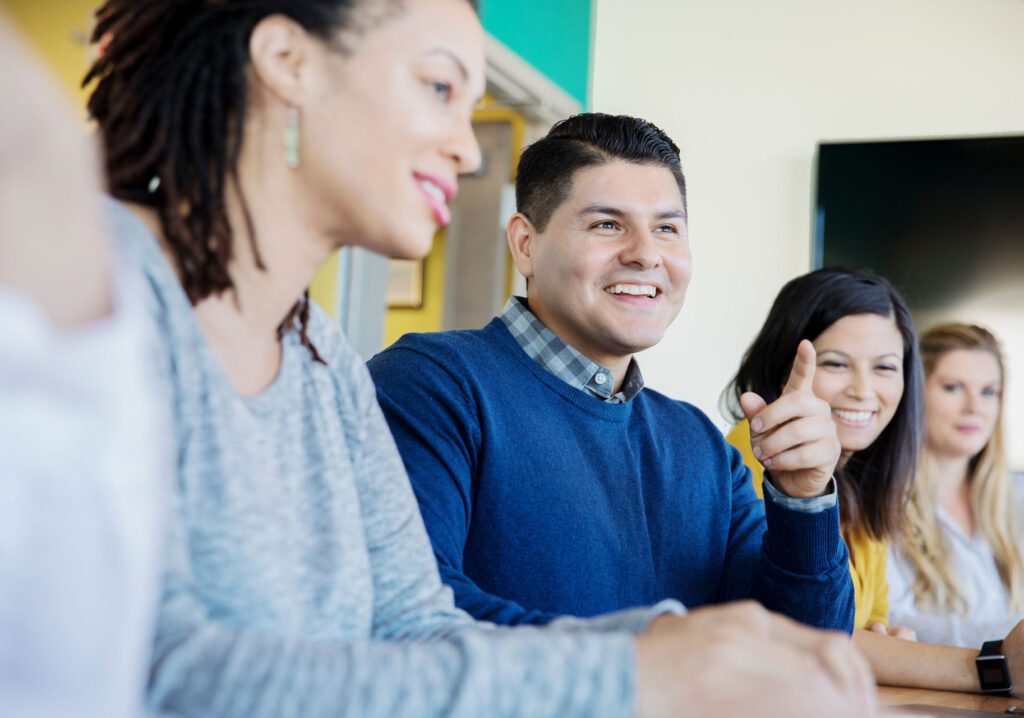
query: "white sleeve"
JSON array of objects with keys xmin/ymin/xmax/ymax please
[
  {"xmin": 886, "ymin": 543, "xmax": 1011, "ymax": 648},
  {"xmin": 0, "ymin": 275, "xmax": 169, "ymax": 718},
  {"xmin": 885, "ymin": 543, "xmax": 964, "ymax": 645}
]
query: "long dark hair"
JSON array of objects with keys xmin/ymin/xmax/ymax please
[{"xmin": 723, "ymin": 267, "xmax": 923, "ymax": 540}]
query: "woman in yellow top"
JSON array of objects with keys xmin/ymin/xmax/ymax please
[
  {"xmin": 724, "ymin": 268, "xmax": 925, "ymax": 639},
  {"xmin": 722, "ymin": 268, "xmax": 922, "ymax": 640},
  {"xmin": 724, "ymin": 268, "xmax": 1024, "ymax": 695}
]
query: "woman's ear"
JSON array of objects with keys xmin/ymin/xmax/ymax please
[
  {"xmin": 248, "ymin": 15, "xmax": 313, "ymax": 107},
  {"xmin": 507, "ymin": 212, "xmax": 536, "ymax": 281}
]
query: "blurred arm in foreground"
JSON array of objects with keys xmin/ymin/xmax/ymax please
[{"xmin": 0, "ymin": 14, "xmax": 166, "ymax": 718}]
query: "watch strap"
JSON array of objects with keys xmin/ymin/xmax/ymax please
[{"xmin": 981, "ymin": 640, "xmax": 1005, "ymax": 657}]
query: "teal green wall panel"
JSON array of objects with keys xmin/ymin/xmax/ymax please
[{"xmin": 480, "ymin": 0, "xmax": 592, "ymax": 107}]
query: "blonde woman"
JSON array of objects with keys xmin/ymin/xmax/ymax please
[{"xmin": 889, "ymin": 323, "xmax": 1024, "ymax": 648}]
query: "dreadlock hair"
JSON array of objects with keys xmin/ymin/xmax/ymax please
[{"xmin": 85, "ymin": 0, "xmax": 475, "ymax": 361}]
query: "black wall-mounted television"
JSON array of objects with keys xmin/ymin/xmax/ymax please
[{"xmin": 813, "ymin": 134, "xmax": 1024, "ymax": 469}]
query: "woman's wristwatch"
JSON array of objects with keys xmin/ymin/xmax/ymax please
[{"xmin": 976, "ymin": 639, "xmax": 1013, "ymax": 695}]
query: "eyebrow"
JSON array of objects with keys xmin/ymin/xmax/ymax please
[
  {"xmin": 577, "ymin": 205, "xmax": 687, "ymax": 221},
  {"xmin": 655, "ymin": 209, "xmax": 687, "ymax": 221},
  {"xmin": 817, "ymin": 349, "xmax": 903, "ymax": 361},
  {"xmin": 934, "ymin": 374, "xmax": 1001, "ymax": 388},
  {"xmin": 423, "ymin": 48, "xmax": 469, "ymax": 82}
]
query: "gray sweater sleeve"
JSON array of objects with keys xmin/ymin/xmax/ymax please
[
  {"xmin": 146, "ymin": 353, "xmax": 641, "ymax": 718},
  {"xmin": 149, "ymin": 546, "xmax": 640, "ymax": 717}
]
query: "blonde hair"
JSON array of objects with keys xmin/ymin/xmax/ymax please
[{"xmin": 899, "ymin": 323, "xmax": 1023, "ymax": 614}]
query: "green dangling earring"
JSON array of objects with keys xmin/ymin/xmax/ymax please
[{"xmin": 285, "ymin": 106, "xmax": 301, "ymax": 169}]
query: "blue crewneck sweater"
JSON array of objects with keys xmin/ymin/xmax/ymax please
[{"xmin": 369, "ymin": 319, "xmax": 855, "ymax": 632}]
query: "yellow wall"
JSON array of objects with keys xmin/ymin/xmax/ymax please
[
  {"xmin": 2, "ymin": 0, "xmax": 99, "ymax": 113},
  {"xmin": 381, "ymin": 101, "xmax": 527, "ymax": 348},
  {"xmin": 471, "ymin": 103, "xmax": 526, "ymax": 299},
  {"xmin": 309, "ymin": 251, "xmax": 340, "ymax": 319},
  {"xmin": 382, "ymin": 232, "xmax": 447, "ymax": 347}
]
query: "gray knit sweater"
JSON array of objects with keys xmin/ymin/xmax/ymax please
[{"xmin": 107, "ymin": 199, "xmax": 681, "ymax": 718}]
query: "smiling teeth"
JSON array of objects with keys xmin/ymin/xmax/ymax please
[
  {"xmin": 606, "ymin": 284, "xmax": 657, "ymax": 297},
  {"xmin": 419, "ymin": 179, "xmax": 446, "ymax": 204},
  {"xmin": 833, "ymin": 409, "xmax": 874, "ymax": 423}
]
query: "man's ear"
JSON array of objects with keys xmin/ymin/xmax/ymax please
[
  {"xmin": 507, "ymin": 212, "xmax": 537, "ymax": 281},
  {"xmin": 248, "ymin": 15, "xmax": 313, "ymax": 108}
]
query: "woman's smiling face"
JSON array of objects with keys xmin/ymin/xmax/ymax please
[
  {"xmin": 810, "ymin": 313, "xmax": 906, "ymax": 456},
  {"xmin": 299, "ymin": 0, "xmax": 485, "ymax": 258}
]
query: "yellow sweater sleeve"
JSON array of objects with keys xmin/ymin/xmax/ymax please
[
  {"xmin": 846, "ymin": 528, "xmax": 890, "ymax": 629},
  {"xmin": 869, "ymin": 541, "xmax": 890, "ymax": 626},
  {"xmin": 724, "ymin": 420, "xmax": 765, "ymax": 499}
]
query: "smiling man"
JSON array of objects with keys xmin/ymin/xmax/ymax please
[{"xmin": 367, "ymin": 113, "xmax": 854, "ymax": 631}]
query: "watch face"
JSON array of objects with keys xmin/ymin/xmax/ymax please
[
  {"xmin": 980, "ymin": 665, "xmax": 1009, "ymax": 684},
  {"xmin": 977, "ymin": 654, "xmax": 1011, "ymax": 691}
]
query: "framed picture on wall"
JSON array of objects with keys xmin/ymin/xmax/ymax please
[{"xmin": 386, "ymin": 258, "xmax": 425, "ymax": 309}]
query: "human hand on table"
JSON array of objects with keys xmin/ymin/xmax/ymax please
[
  {"xmin": 740, "ymin": 340, "xmax": 841, "ymax": 499},
  {"xmin": 867, "ymin": 622, "xmax": 917, "ymax": 641},
  {"xmin": 635, "ymin": 601, "xmax": 877, "ymax": 718}
]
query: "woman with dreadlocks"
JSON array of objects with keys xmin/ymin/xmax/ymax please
[{"xmin": 85, "ymin": 1, "xmax": 876, "ymax": 717}]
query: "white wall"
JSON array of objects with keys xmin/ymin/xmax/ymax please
[{"xmin": 592, "ymin": 0, "xmax": 1024, "ymax": 467}]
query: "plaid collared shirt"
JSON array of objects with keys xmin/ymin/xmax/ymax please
[{"xmin": 500, "ymin": 296, "xmax": 645, "ymax": 404}]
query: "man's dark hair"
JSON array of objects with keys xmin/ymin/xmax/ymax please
[
  {"xmin": 722, "ymin": 267, "xmax": 924, "ymax": 542},
  {"xmin": 515, "ymin": 113, "xmax": 687, "ymax": 232}
]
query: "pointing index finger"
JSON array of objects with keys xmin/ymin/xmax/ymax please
[{"xmin": 782, "ymin": 339, "xmax": 817, "ymax": 395}]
